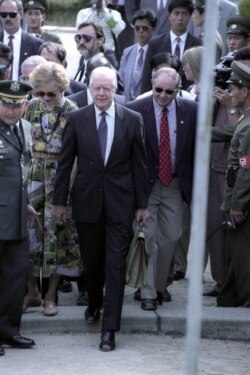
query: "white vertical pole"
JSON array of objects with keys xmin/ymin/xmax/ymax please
[{"xmin": 184, "ymin": 1, "xmax": 219, "ymax": 374}]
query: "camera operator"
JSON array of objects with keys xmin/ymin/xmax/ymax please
[
  {"xmin": 203, "ymin": 18, "xmax": 250, "ymax": 297},
  {"xmin": 217, "ymin": 61, "xmax": 250, "ymax": 307}
]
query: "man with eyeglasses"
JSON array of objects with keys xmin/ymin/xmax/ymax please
[
  {"xmin": 74, "ymin": 21, "xmax": 117, "ymax": 83},
  {"xmin": 119, "ymin": 8, "xmax": 157, "ymax": 101},
  {"xmin": 141, "ymin": 0, "xmax": 201, "ymax": 93},
  {"xmin": 0, "ymin": 0, "xmax": 42, "ymax": 80},
  {"xmin": 127, "ymin": 67, "xmax": 197, "ymax": 311},
  {"xmin": 0, "ymin": 80, "xmax": 37, "ymax": 356}
]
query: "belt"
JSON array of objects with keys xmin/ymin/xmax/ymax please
[{"xmin": 32, "ymin": 152, "xmax": 58, "ymax": 160}]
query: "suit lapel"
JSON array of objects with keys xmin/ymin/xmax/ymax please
[
  {"xmin": 144, "ymin": 99, "xmax": 159, "ymax": 158},
  {"xmin": 105, "ymin": 104, "xmax": 124, "ymax": 166},
  {"xmin": 175, "ymin": 98, "xmax": 189, "ymax": 166},
  {"xmin": 83, "ymin": 105, "xmax": 103, "ymax": 163}
]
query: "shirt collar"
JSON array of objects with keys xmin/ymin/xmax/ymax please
[
  {"xmin": 4, "ymin": 27, "xmax": 22, "ymax": 40},
  {"xmin": 170, "ymin": 30, "xmax": 188, "ymax": 44},
  {"xmin": 95, "ymin": 102, "xmax": 115, "ymax": 118},
  {"xmin": 153, "ymin": 97, "xmax": 176, "ymax": 116}
]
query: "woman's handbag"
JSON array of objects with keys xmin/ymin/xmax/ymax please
[{"xmin": 126, "ymin": 223, "xmax": 149, "ymax": 289}]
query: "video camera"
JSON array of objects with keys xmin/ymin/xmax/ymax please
[{"xmin": 214, "ymin": 52, "xmax": 235, "ymax": 89}]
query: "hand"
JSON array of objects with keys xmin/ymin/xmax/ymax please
[
  {"xmin": 135, "ymin": 208, "xmax": 149, "ymax": 224},
  {"xmin": 230, "ymin": 210, "xmax": 246, "ymax": 225},
  {"xmin": 27, "ymin": 204, "xmax": 40, "ymax": 228},
  {"xmin": 214, "ymin": 87, "xmax": 232, "ymax": 107},
  {"xmin": 52, "ymin": 205, "xmax": 67, "ymax": 224}
]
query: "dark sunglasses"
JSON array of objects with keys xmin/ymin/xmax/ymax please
[
  {"xmin": 74, "ymin": 34, "xmax": 96, "ymax": 43},
  {"xmin": 134, "ymin": 25, "xmax": 151, "ymax": 32},
  {"xmin": 36, "ymin": 91, "xmax": 58, "ymax": 98},
  {"xmin": 0, "ymin": 12, "xmax": 18, "ymax": 18},
  {"xmin": 154, "ymin": 87, "xmax": 178, "ymax": 95}
]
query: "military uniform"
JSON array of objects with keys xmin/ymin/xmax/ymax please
[
  {"xmin": 0, "ymin": 81, "xmax": 35, "ymax": 354},
  {"xmin": 218, "ymin": 61, "xmax": 250, "ymax": 307}
]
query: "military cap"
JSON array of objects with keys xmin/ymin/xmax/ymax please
[
  {"xmin": 0, "ymin": 80, "xmax": 33, "ymax": 106},
  {"xmin": 227, "ymin": 15, "xmax": 250, "ymax": 36},
  {"xmin": 227, "ymin": 60, "xmax": 250, "ymax": 88},
  {"xmin": 23, "ymin": 0, "xmax": 48, "ymax": 13}
]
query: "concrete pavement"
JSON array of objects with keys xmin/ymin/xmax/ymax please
[{"xmin": 21, "ymin": 272, "xmax": 250, "ymax": 341}]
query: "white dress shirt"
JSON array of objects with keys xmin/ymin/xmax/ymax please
[{"xmin": 4, "ymin": 28, "xmax": 22, "ymax": 80}]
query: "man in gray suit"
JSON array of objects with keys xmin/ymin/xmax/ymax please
[
  {"xmin": 119, "ymin": 8, "xmax": 157, "ymax": 100},
  {"xmin": 0, "ymin": 80, "xmax": 36, "ymax": 356}
]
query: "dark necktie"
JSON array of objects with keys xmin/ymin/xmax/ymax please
[
  {"xmin": 159, "ymin": 108, "xmax": 172, "ymax": 186},
  {"xmin": 8, "ymin": 35, "xmax": 14, "ymax": 79},
  {"xmin": 130, "ymin": 47, "xmax": 144, "ymax": 99},
  {"xmin": 98, "ymin": 112, "xmax": 107, "ymax": 163},
  {"xmin": 174, "ymin": 37, "xmax": 181, "ymax": 60},
  {"xmin": 13, "ymin": 124, "xmax": 23, "ymax": 149}
]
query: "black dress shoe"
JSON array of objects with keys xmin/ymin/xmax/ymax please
[
  {"xmin": 141, "ymin": 299, "xmax": 157, "ymax": 311},
  {"xmin": 203, "ymin": 287, "xmax": 218, "ymax": 297},
  {"xmin": 174, "ymin": 271, "xmax": 185, "ymax": 281},
  {"xmin": 84, "ymin": 307, "xmax": 100, "ymax": 323},
  {"xmin": 77, "ymin": 291, "xmax": 89, "ymax": 306},
  {"xmin": 162, "ymin": 288, "xmax": 172, "ymax": 302},
  {"xmin": 0, "ymin": 336, "xmax": 35, "ymax": 348},
  {"xmin": 58, "ymin": 279, "xmax": 73, "ymax": 293},
  {"xmin": 156, "ymin": 292, "xmax": 163, "ymax": 305},
  {"xmin": 99, "ymin": 330, "xmax": 115, "ymax": 352},
  {"xmin": 0, "ymin": 346, "xmax": 5, "ymax": 356},
  {"xmin": 134, "ymin": 288, "xmax": 141, "ymax": 301}
]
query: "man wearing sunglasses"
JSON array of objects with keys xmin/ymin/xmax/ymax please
[
  {"xmin": 119, "ymin": 9, "xmax": 157, "ymax": 101},
  {"xmin": 74, "ymin": 22, "xmax": 117, "ymax": 82},
  {"xmin": 0, "ymin": 0, "xmax": 42, "ymax": 80},
  {"xmin": 127, "ymin": 67, "xmax": 197, "ymax": 311}
]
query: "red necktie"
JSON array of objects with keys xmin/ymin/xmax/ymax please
[
  {"xmin": 8, "ymin": 35, "xmax": 14, "ymax": 79},
  {"xmin": 159, "ymin": 108, "xmax": 172, "ymax": 186}
]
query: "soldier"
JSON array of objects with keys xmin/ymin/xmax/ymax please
[
  {"xmin": 218, "ymin": 61, "xmax": 250, "ymax": 307},
  {"xmin": 0, "ymin": 80, "xmax": 36, "ymax": 356},
  {"xmin": 226, "ymin": 15, "xmax": 250, "ymax": 53}
]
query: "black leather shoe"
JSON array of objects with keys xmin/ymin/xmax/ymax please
[
  {"xmin": 99, "ymin": 330, "xmax": 115, "ymax": 352},
  {"xmin": 174, "ymin": 271, "xmax": 185, "ymax": 281},
  {"xmin": 141, "ymin": 299, "xmax": 157, "ymax": 311},
  {"xmin": 203, "ymin": 287, "xmax": 218, "ymax": 297},
  {"xmin": 0, "ymin": 346, "xmax": 5, "ymax": 356},
  {"xmin": 162, "ymin": 288, "xmax": 172, "ymax": 302},
  {"xmin": 134, "ymin": 288, "xmax": 141, "ymax": 301},
  {"xmin": 0, "ymin": 336, "xmax": 35, "ymax": 348},
  {"xmin": 156, "ymin": 292, "xmax": 163, "ymax": 305},
  {"xmin": 84, "ymin": 307, "xmax": 100, "ymax": 323},
  {"xmin": 58, "ymin": 279, "xmax": 73, "ymax": 293}
]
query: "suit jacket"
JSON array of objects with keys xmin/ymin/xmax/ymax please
[
  {"xmin": 53, "ymin": 103, "xmax": 148, "ymax": 223},
  {"xmin": 141, "ymin": 32, "xmax": 202, "ymax": 93},
  {"xmin": 126, "ymin": 95, "xmax": 197, "ymax": 203},
  {"xmin": 0, "ymin": 30, "xmax": 42, "ymax": 78},
  {"xmin": 68, "ymin": 87, "xmax": 126, "ymax": 108},
  {"xmin": 0, "ymin": 118, "xmax": 31, "ymax": 240},
  {"xmin": 119, "ymin": 43, "xmax": 145, "ymax": 101}
]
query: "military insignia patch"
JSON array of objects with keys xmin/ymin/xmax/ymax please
[{"xmin": 10, "ymin": 81, "xmax": 20, "ymax": 92}]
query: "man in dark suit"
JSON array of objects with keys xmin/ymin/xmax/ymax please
[
  {"xmin": 0, "ymin": 80, "xmax": 36, "ymax": 356},
  {"xmin": 0, "ymin": 0, "xmax": 42, "ymax": 80},
  {"xmin": 53, "ymin": 66, "xmax": 149, "ymax": 351},
  {"xmin": 141, "ymin": 0, "xmax": 201, "ymax": 93},
  {"xmin": 127, "ymin": 67, "xmax": 197, "ymax": 310}
]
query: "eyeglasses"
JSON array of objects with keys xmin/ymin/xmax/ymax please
[
  {"xmin": 154, "ymin": 87, "xmax": 178, "ymax": 95},
  {"xmin": 0, "ymin": 12, "xmax": 18, "ymax": 18},
  {"xmin": 36, "ymin": 91, "xmax": 58, "ymax": 98},
  {"xmin": 134, "ymin": 25, "xmax": 151, "ymax": 32},
  {"xmin": 74, "ymin": 34, "xmax": 96, "ymax": 43},
  {"xmin": 91, "ymin": 86, "xmax": 115, "ymax": 93}
]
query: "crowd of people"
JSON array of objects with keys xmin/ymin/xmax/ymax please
[{"xmin": 0, "ymin": 0, "xmax": 250, "ymax": 356}]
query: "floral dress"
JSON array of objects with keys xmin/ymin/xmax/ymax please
[{"xmin": 25, "ymin": 97, "xmax": 82, "ymax": 278}]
